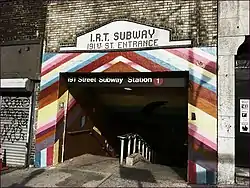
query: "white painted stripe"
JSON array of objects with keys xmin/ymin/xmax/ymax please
[
  {"xmin": 92, "ymin": 56, "xmax": 150, "ymax": 72},
  {"xmin": 0, "ymin": 78, "xmax": 28, "ymax": 88},
  {"xmin": 196, "ymin": 163, "xmax": 207, "ymax": 184},
  {"xmin": 193, "ymin": 48, "xmax": 216, "ymax": 63},
  {"xmin": 130, "ymin": 64, "xmax": 150, "ymax": 72},
  {"xmin": 145, "ymin": 50, "xmax": 216, "ymax": 87},
  {"xmin": 42, "ymin": 54, "xmax": 65, "ymax": 68},
  {"xmin": 41, "ymin": 53, "xmax": 98, "ymax": 86},
  {"xmin": 116, "ymin": 56, "xmax": 150, "ymax": 72},
  {"xmin": 40, "ymin": 148, "xmax": 47, "ymax": 167}
]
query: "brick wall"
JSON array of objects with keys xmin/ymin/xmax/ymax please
[
  {"xmin": 45, "ymin": 0, "xmax": 218, "ymax": 52},
  {"xmin": 0, "ymin": 0, "xmax": 47, "ymax": 43},
  {"xmin": 0, "ymin": 0, "xmax": 217, "ymax": 52}
]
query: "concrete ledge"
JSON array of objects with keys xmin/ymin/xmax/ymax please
[{"xmin": 126, "ymin": 153, "xmax": 143, "ymax": 166}]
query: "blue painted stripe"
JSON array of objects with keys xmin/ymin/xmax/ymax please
[
  {"xmin": 36, "ymin": 134, "xmax": 55, "ymax": 152},
  {"xmin": 40, "ymin": 148, "xmax": 47, "ymax": 167},
  {"xmin": 196, "ymin": 164, "xmax": 207, "ymax": 184},
  {"xmin": 40, "ymin": 53, "xmax": 106, "ymax": 90},
  {"xmin": 136, "ymin": 51, "xmax": 216, "ymax": 93},
  {"xmin": 200, "ymin": 47, "xmax": 217, "ymax": 56},
  {"xmin": 42, "ymin": 53, "xmax": 57, "ymax": 63},
  {"xmin": 34, "ymin": 151, "xmax": 41, "ymax": 167},
  {"xmin": 206, "ymin": 170, "xmax": 216, "ymax": 184}
]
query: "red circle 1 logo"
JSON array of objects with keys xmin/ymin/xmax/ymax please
[{"xmin": 153, "ymin": 78, "xmax": 164, "ymax": 86}]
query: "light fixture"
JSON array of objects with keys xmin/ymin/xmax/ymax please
[{"xmin": 124, "ymin": 87, "xmax": 132, "ymax": 91}]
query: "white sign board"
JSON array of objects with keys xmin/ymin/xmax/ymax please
[
  {"xmin": 240, "ymin": 99, "xmax": 250, "ymax": 133},
  {"xmin": 60, "ymin": 21, "xmax": 191, "ymax": 51}
]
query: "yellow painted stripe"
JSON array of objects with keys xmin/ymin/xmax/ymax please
[
  {"xmin": 37, "ymin": 91, "xmax": 69, "ymax": 128},
  {"xmin": 188, "ymin": 103, "xmax": 217, "ymax": 143},
  {"xmin": 37, "ymin": 100, "xmax": 58, "ymax": 129},
  {"xmin": 53, "ymin": 139, "xmax": 59, "ymax": 165},
  {"xmin": 68, "ymin": 92, "xmax": 74, "ymax": 103}
]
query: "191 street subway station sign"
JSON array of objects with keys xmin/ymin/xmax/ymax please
[{"xmin": 60, "ymin": 21, "xmax": 191, "ymax": 51}]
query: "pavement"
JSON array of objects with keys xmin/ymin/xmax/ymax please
[{"xmin": 0, "ymin": 154, "xmax": 249, "ymax": 187}]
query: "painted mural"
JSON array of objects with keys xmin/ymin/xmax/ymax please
[{"xmin": 35, "ymin": 48, "xmax": 217, "ymax": 184}]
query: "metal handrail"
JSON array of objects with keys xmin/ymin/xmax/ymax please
[{"xmin": 117, "ymin": 132, "xmax": 154, "ymax": 165}]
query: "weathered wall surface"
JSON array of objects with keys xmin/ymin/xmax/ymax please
[
  {"xmin": 0, "ymin": 0, "xmax": 47, "ymax": 43},
  {"xmin": 44, "ymin": 0, "xmax": 217, "ymax": 52},
  {"xmin": 217, "ymin": 0, "xmax": 250, "ymax": 185},
  {"xmin": 0, "ymin": 0, "xmax": 217, "ymax": 48}
]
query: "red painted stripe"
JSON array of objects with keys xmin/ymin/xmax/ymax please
[
  {"xmin": 39, "ymin": 53, "xmax": 121, "ymax": 106},
  {"xmin": 37, "ymin": 98, "xmax": 77, "ymax": 139},
  {"xmin": 123, "ymin": 51, "xmax": 216, "ymax": 105},
  {"xmin": 38, "ymin": 52, "xmax": 216, "ymax": 111},
  {"xmin": 46, "ymin": 145, "xmax": 54, "ymax": 166},
  {"xmin": 78, "ymin": 52, "xmax": 121, "ymax": 72},
  {"xmin": 166, "ymin": 48, "xmax": 216, "ymax": 74},
  {"xmin": 41, "ymin": 53, "xmax": 81, "ymax": 76},
  {"xmin": 123, "ymin": 51, "xmax": 169, "ymax": 72},
  {"xmin": 188, "ymin": 160, "xmax": 197, "ymax": 184}
]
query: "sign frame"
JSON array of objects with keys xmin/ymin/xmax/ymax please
[{"xmin": 61, "ymin": 71, "xmax": 189, "ymax": 88}]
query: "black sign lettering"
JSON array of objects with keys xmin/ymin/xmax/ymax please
[{"xmin": 87, "ymin": 29, "xmax": 159, "ymax": 50}]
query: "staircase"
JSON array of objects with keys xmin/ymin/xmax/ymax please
[{"xmin": 117, "ymin": 133, "xmax": 155, "ymax": 166}]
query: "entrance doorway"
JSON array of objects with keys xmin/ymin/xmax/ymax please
[{"xmin": 62, "ymin": 72, "xmax": 188, "ymax": 180}]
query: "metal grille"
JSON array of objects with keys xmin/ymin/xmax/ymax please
[{"xmin": 0, "ymin": 95, "xmax": 31, "ymax": 167}]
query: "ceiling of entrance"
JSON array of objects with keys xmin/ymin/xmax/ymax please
[{"xmin": 91, "ymin": 87, "xmax": 186, "ymax": 108}]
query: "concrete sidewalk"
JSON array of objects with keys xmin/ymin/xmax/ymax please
[{"xmin": 0, "ymin": 154, "xmax": 249, "ymax": 187}]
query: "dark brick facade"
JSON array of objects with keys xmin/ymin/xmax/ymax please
[
  {"xmin": 0, "ymin": 0, "xmax": 217, "ymax": 52},
  {"xmin": 0, "ymin": 0, "xmax": 47, "ymax": 43}
]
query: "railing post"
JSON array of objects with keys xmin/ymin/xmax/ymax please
[
  {"xmin": 149, "ymin": 149, "xmax": 151, "ymax": 162},
  {"xmin": 127, "ymin": 136, "xmax": 131, "ymax": 156},
  {"xmin": 133, "ymin": 136, "xmax": 136, "ymax": 154},
  {"xmin": 142, "ymin": 142, "xmax": 145, "ymax": 158},
  {"xmin": 138, "ymin": 139, "xmax": 141, "ymax": 154},
  {"xmin": 120, "ymin": 138, "xmax": 125, "ymax": 165},
  {"xmin": 145, "ymin": 145, "xmax": 148, "ymax": 160}
]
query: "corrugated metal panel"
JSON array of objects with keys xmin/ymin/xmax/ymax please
[{"xmin": 0, "ymin": 95, "xmax": 32, "ymax": 167}]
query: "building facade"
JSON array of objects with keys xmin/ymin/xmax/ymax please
[
  {"xmin": 0, "ymin": 0, "xmax": 249, "ymax": 185},
  {"xmin": 37, "ymin": 0, "xmax": 217, "ymax": 185}
]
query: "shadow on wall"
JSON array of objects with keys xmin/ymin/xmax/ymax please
[
  {"xmin": 63, "ymin": 87, "xmax": 109, "ymax": 160},
  {"xmin": 188, "ymin": 48, "xmax": 217, "ymax": 185}
]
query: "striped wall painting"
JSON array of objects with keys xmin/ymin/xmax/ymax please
[{"xmin": 35, "ymin": 47, "xmax": 217, "ymax": 184}]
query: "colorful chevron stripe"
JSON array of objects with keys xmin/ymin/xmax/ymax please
[{"xmin": 35, "ymin": 47, "xmax": 217, "ymax": 185}]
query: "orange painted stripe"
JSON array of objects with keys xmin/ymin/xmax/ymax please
[
  {"xmin": 104, "ymin": 62, "xmax": 139, "ymax": 72},
  {"xmin": 36, "ymin": 129, "xmax": 56, "ymax": 143},
  {"xmin": 190, "ymin": 82, "xmax": 216, "ymax": 106},
  {"xmin": 189, "ymin": 95, "xmax": 216, "ymax": 118}
]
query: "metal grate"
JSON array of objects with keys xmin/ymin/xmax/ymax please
[{"xmin": 0, "ymin": 95, "xmax": 31, "ymax": 167}]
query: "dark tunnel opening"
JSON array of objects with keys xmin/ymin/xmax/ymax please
[{"xmin": 64, "ymin": 86, "xmax": 188, "ymax": 171}]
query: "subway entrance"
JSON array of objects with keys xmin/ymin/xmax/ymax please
[{"xmin": 61, "ymin": 72, "xmax": 188, "ymax": 181}]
